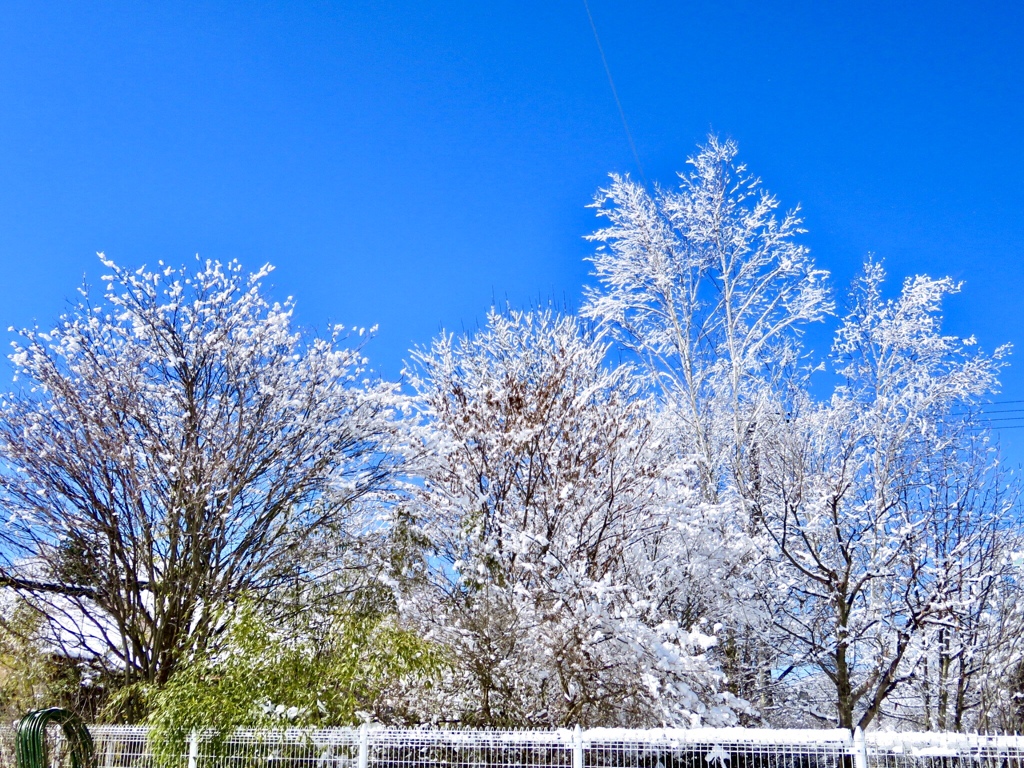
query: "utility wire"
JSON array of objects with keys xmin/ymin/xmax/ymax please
[{"xmin": 582, "ymin": 0, "xmax": 648, "ymax": 186}]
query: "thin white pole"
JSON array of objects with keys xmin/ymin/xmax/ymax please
[{"xmin": 358, "ymin": 724, "xmax": 369, "ymax": 768}]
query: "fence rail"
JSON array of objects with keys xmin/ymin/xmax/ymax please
[{"xmin": 3, "ymin": 725, "xmax": 1024, "ymax": 768}]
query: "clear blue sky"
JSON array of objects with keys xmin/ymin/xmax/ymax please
[{"xmin": 1, "ymin": 2, "xmax": 1022, "ymax": 446}]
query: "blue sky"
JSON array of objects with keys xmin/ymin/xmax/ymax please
[{"xmin": 0, "ymin": 1, "xmax": 1022, "ymax": 447}]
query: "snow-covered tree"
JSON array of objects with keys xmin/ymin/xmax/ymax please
[
  {"xmin": 582, "ymin": 136, "xmax": 832, "ymax": 504},
  {"xmin": 581, "ymin": 137, "xmax": 833, "ymax": 716},
  {"xmin": 401, "ymin": 308, "xmax": 743, "ymax": 727},
  {"xmin": 891, "ymin": 440, "xmax": 1022, "ymax": 731},
  {"xmin": 757, "ymin": 259, "xmax": 1014, "ymax": 729},
  {"xmin": 0, "ymin": 256, "xmax": 401, "ymax": 700},
  {"xmin": 581, "ymin": 138, "xmax": 1022, "ymax": 730},
  {"xmin": 3, "ymin": 138, "xmax": 1020, "ymax": 734}
]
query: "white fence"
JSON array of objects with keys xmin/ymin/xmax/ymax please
[{"xmin": 5, "ymin": 726, "xmax": 1024, "ymax": 768}]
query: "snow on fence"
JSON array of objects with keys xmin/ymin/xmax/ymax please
[{"xmin": 3, "ymin": 726, "xmax": 1024, "ymax": 768}]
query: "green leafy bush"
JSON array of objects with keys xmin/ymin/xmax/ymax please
[{"xmin": 140, "ymin": 597, "xmax": 446, "ymax": 764}]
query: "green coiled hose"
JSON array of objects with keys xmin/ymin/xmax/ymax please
[{"xmin": 15, "ymin": 708, "xmax": 96, "ymax": 768}]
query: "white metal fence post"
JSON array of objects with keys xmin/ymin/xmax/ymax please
[
  {"xmin": 572, "ymin": 726, "xmax": 583, "ymax": 768},
  {"xmin": 852, "ymin": 728, "xmax": 868, "ymax": 768},
  {"xmin": 187, "ymin": 731, "xmax": 199, "ymax": 768},
  {"xmin": 358, "ymin": 723, "xmax": 369, "ymax": 768}
]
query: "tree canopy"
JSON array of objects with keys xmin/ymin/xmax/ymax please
[
  {"xmin": 0, "ymin": 257, "xmax": 402, "ymax": 700},
  {"xmin": 1, "ymin": 140, "xmax": 1021, "ymax": 733}
]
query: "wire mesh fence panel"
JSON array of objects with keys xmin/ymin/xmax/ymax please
[
  {"xmin": 367, "ymin": 729, "xmax": 572, "ymax": 768},
  {"xmin": 583, "ymin": 728, "xmax": 855, "ymax": 768},
  {"xmin": 92, "ymin": 727, "xmax": 156, "ymax": 768},
  {"xmin": 195, "ymin": 729, "xmax": 360, "ymax": 768},
  {"xmin": 44, "ymin": 726, "xmax": 68, "ymax": 768},
  {"xmin": 90, "ymin": 728, "xmax": 361, "ymax": 768},
  {"xmin": 0, "ymin": 725, "xmax": 14, "ymax": 768},
  {"xmin": 865, "ymin": 732, "xmax": 1024, "ymax": 768}
]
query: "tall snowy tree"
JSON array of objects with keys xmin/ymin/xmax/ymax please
[
  {"xmin": 892, "ymin": 439, "xmax": 1021, "ymax": 731},
  {"xmin": 401, "ymin": 308, "xmax": 743, "ymax": 727},
  {"xmin": 581, "ymin": 139, "xmax": 1022, "ymax": 730},
  {"xmin": 582, "ymin": 136, "xmax": 832, "ymax": 505},
  {"xmin": 0, "ymin": 257, "xmax": 401, "ymax": 699},
  {"xmin": 756, "ymin": 259, "xmax": 1014, "ymax": 729},
  {"xmin": 581, "ymin": 137, "xmax": 832, "ymax": 715}
]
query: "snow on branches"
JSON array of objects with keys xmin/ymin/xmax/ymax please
[
  {"xmin": 400, "ymin": 308, "xmax": 744, "ymax": 727},
  {"xmin": 1, "ymin": 138, "xmax": 1021, "ymax": 733},
  {"xmin": 0, "ymin": 256, "xmax": 402, "ymax": 689},
  {"xmin": 583, "ymin": 136, "xmax": 832, "ymax": 505}
]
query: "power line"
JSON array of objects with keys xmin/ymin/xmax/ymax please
[
  {"xmin": 582, "ymin": 0, "xmax": 648, "ymax": 186},
  {"xmin": 952, "ymin": 402, "xmax": 1024, "ymax": 414},
  {"xmin": 954, "ymin": 400, "xmax": 1024, "ymax": 407}
]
